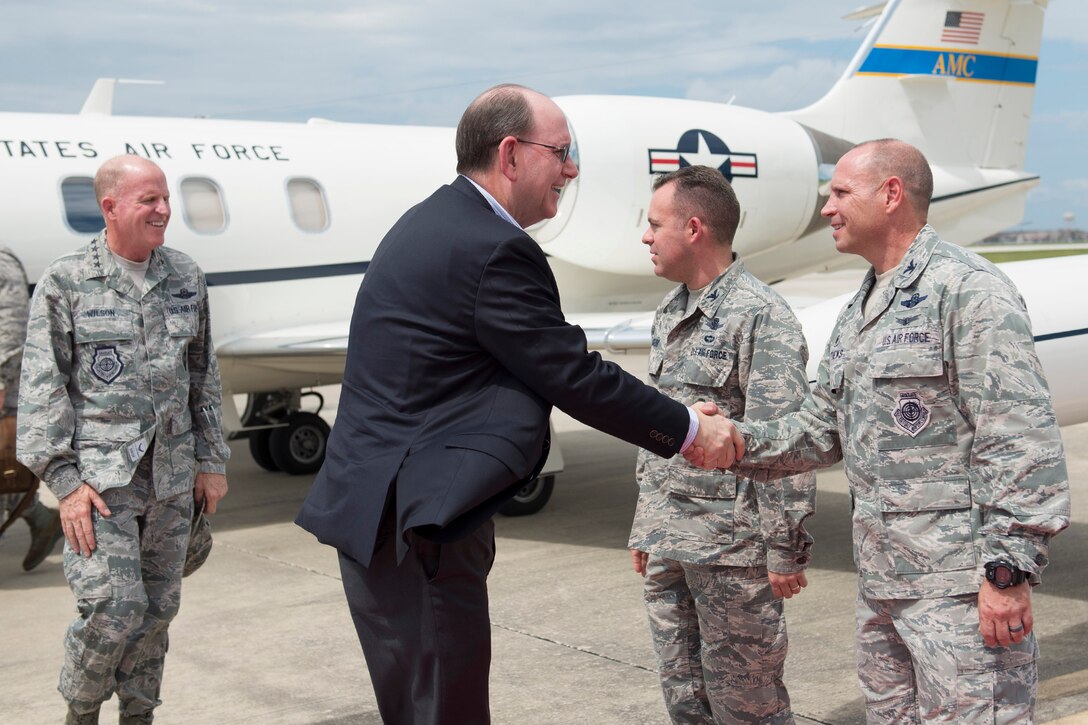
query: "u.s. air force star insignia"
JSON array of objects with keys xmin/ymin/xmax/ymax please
[
  {"xmin": 91, "ymin": 346, "xmax": 124, "ymax": 383},
  {"xmin": 892, "ymin": 390, "xmax": 930, "ymax": 437}
]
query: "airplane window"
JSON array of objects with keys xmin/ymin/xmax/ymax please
[
  {"xmin": 180, "ymin": 177, "xmax": 228, "ymax": 234},
  {"xmin": 286, "ymin": 178, "xmax": 329, "ymax": 232},
  {"xmin": 60, "ymin": 177, "xmax": 103, "ymax": 234}
]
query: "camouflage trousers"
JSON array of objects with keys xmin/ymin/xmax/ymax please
[
  {"xmin": 59, "ymin": 453, "xmax": 192, "ymax": 717},
  {"xmin": 855, "ymin": 590, "xmax": 1038, "ymax": 723},
  {"xmin": 643, "ymin": 556, "xmax": 793, "ymax": 724}
]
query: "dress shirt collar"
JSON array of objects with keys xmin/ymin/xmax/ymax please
[{"xmin": 460, "ymin": 175, "xmax": 522, "ymax": 230}]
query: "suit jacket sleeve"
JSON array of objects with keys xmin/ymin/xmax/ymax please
[{"xmin": 474, "ymin": 232, "xmax": 689, "ymax": 457}]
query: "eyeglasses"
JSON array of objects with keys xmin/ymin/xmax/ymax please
[{"xmin": 515, "ymin": 138, "xmax": 572, "ymax": 164}]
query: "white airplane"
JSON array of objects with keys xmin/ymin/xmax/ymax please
[{"xmin": 1, "ymin": 0, "xmax": 1083, "ymax": 514}]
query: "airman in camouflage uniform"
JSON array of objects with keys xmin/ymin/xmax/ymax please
[
  {"xmin": 630, "ymin": 166, "xmax": 815, "ymax": 724},
  {"xmin": 1, "ymin": 245, "xmax": 64, "ymax": 570},
  {"xmin": 17, "ymin": 156, "xmax": 230, "ymax": 725},
  {"xmin": 731, "ymin": 140, "xmax": 1070, "ymax": 723}
]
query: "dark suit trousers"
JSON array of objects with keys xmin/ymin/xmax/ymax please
[{"xmin": 339, "ymin": 513, "xmax": 496, "ymax": 725}]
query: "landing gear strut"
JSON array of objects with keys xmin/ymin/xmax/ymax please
[
  {"xmin": 241, "ymin": 390, "xmax": 330, "ymax": 475},
  {"xmin": 499, "ymin": 475, "xmax": 555, "ymax": 516}
]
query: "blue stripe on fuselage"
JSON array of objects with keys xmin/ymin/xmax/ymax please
[
  {"xmin": 205, "ymin": 261, "xmax": 369, "ymax": 286},
  {"xmin": 1036, "ymin": 327, "xmax": 1088, "ymax": 343}
]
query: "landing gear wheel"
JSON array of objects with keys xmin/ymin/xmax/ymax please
[
  {"xmin": 499, "ymin": 475, "xmax": 555, "ymax": 517},
  {"xmin": 248, "ymin": 429, "xmax": 279, "ymax": 472},
  {"xmin": 268, "ymin": 412, "xmax": 331, "ymax": 475}
]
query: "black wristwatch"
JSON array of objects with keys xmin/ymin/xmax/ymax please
[{"xmin": 985, "ymin": 560, "xmax": 1026, "ymax": 589}]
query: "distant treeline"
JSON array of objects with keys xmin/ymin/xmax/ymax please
[{"xmin": 984, "ymin": 229, "xmax": 1088, "ymax": 245}]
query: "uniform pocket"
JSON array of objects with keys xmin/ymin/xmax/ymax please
[
  {"xmin": 675, "ymin": 349, "xmax": 733, "ymax": 389},
  {"xmin": 665, "ymin": 468, "xmax": 737, "ymax": 543},
  {"xmin": 165, "ymin": 309, "xmax": 198, "ymax": 338},
  {"xmin": 63, "ymin": 545, "xmax": 112, "ymax": 602},
  {"xmin": 872, "ymin": 348, "xmax": 957, "ymax": 452},
  {"xmin": 878, "ymin": 475, "xmax": 975, "ymax": 574},
  {"xmin": 73, "ymin": 317, "xmax": 138, "ymax": 390},
  {"xmin": 666, "ymin": 467, "xmax": 736, "ymax": 499}
]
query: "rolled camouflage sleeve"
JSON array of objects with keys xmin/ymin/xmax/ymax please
[
  {"xmin": 949, "ymin": 273, "xmax": 1069, "ymax": 584},
  {"xmin": 16, "ymin": 274, "xmax": 83, "ymax": 499},
  {"xmin": 187, "ymin": 272, "xmax": 229, "ymax": 473},
  {"xmin": 737, "ymin": 307, "xmax": 816, "ymax": 573}
]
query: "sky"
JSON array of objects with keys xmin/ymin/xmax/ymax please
[{"xmin": 1, "ymin": 0, "xmax": 1085, "ymax": 232}]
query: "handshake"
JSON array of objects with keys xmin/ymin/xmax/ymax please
[{"xmin": 684, "ymin": 402, "xmax": 746, "ymax": 470}]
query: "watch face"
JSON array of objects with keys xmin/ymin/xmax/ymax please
[{"xmin": 992, "ymin": 566, "xmax": 1014, "ymax": 587}]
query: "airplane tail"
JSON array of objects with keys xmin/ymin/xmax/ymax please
[{"xmin": 787, "ymin": 0, "xmax": 1048, "ymax": 171}]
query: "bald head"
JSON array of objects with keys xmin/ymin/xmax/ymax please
[
  {"xmin": 94, "ymin": 155, "xmax": 166, "ymax": 205},
  {"xmin": 848, "ymin": 139, "xmax": 933, "ymax": 220},
  {"xmin": 95, "ymin": 154, "xmax": 171, "ymax": 260},
  {"xmin": 455, "ymin": 84, "xmax": 541, "ymax": 175}
]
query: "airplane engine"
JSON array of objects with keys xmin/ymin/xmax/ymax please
[{"xmin": 536, "ymin": 95, "xmax": 836, "ymax": 276}]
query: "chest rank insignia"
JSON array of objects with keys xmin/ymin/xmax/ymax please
[
  {"xmin": 892, "ymin": 390, "xmax": 930, "ymax": 437},
  {"xmin": 91, "ymin": 346, "xmax": 124, "ymax": 384}
]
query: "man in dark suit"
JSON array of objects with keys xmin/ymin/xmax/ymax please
[{"xmin": 296, "ymin": 84, "xmax": 739, "ymax": 724}]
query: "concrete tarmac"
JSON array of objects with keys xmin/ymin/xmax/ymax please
[{"xmin": 2, "ymin": 421, "xmax": 1086, "ymax": 724}]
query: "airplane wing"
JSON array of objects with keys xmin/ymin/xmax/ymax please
[
  {"xmin": 569, "ymin": 312, "xmax": 655, "ymax": 353},
  {"xmin": 217, "ymin": 321, "xmax": 350, "ymax": 357},
  {"xmin": 214, "ymin": 321, "xmax": 350, "ymax": 393}
]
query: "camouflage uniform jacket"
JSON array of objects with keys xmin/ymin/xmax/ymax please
[
  {"xmin": 17, "ymin": 232, "xmax": 229, "ymax": 501},
  {"xmin": 628, "ymin": 258, "xmax": 815, "ymax": 572},
  {"xmin": 738, "ymin": 226, "xmax": 1070, "ymax": 599},
  {"xmin": 0, "ymin": 246, "xmax": 30, "ymax": 415}
]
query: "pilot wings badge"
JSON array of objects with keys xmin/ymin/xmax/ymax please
[{"xmin": 892, "ymin": 390, "xmax": 930, "ymax": 437}]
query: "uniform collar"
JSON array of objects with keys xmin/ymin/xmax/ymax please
[
  {"xmin": 83, "ymin": 231, "xmax": 173, "ymax": 297},
  {"xmin": 891, "ymin": 224, "xmax": 939, "ymax": 289},
  {"xmin": 660, "ymin": 254, "xmax": 743, "ymax": 318},
  {"xmin": 847, "ymin": 224, "xmax": 938, "ymax": 321}
]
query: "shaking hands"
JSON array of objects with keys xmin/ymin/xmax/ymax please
[{"xmin": 684, "ymin": 401, "xmax": 745, "ymax": 470}]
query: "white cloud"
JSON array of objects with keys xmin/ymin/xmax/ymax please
[
  {"xmin": 685, "ymin": 57, "xmax": 848, "ymax": 111},
  {"xmin": 1035, "ymin": 110, "xmax": 1088, "ymax": 133},
  {"xmin": 1042, "ymin": 0, "xmax": 1088, "ymax": 44}
]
